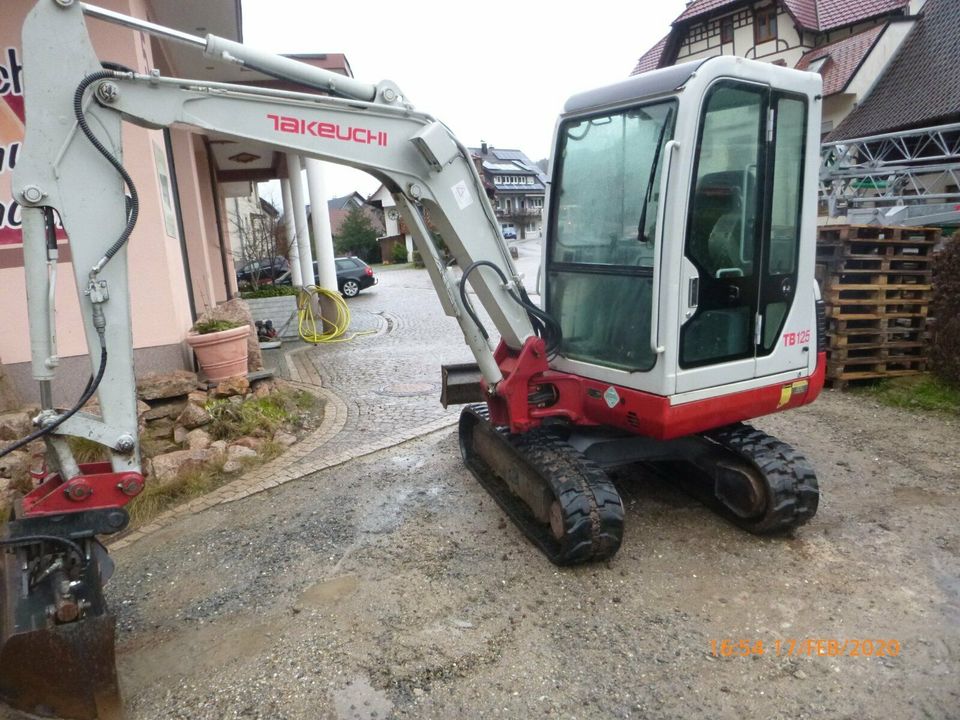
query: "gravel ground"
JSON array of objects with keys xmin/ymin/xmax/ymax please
[{"xmin": 104, "ymin": 387, "xmax": 960, "ymax": 720}]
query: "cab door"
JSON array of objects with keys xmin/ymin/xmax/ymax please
[
  {"xmin": 675, "ymin": 80, "xmax": 808, "ymax": 393},
  {"xmin": 754, "ymin": 93, "xmax": 809, "ymax": 378}
]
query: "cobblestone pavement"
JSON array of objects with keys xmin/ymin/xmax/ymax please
[{"xmin": 111, "ymin": 240, "xmax": 543, "ymax": 552}]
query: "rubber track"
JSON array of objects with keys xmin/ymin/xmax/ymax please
[
  {"xmin": 704, "ymin": 423, "xmax": 819, "ymax": 534},
  {"xmin": 459, "ymin": 405, "xmax": 624, "ymax": 566}
]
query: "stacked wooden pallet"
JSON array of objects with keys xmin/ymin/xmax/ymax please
[{"xmin": 815, "ymin": 224, "xmax": 939, "ymax": 386}]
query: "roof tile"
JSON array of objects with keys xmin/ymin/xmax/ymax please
[
  {"xmin": 631, "ymin": 35, "xmax": 669, "ymax": 75},
  {"xmin": 674, "ymin": 0, "xmax": 741, "ymax": 24},
  {"xmin": 817, "ymin": 0, "xmax": 908, "ymax": 30},
  {"xmin": 830, "ymin": 0, "xmax": 960, "ymax": 139},
  {"xmin": 794, "ymin": 24, "xmax": 885, "ymax": 96},
  {"xmin": 672, "ymin": 0, "xmax": 907, "ymax": 30},
  {"xmin": 782, "ymin": 0, "xmax": 818, "ymax": 28}
]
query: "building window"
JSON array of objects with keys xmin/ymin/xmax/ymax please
[
  {"xmin": 721, "ymin": 16, "xmax": 734, "ymax": 44},
  {"xmin": 754, "ymin": 7, "xmax": 777, "ymax": 44}
]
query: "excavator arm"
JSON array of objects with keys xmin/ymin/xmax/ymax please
[{"xmin": 19, "ymin": 0, "xmax": 539, "ymax": 396}]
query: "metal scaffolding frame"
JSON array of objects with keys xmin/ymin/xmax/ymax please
[{"xmin": 820, "ymin": 122, "xmax": 960, "ymax": 227}]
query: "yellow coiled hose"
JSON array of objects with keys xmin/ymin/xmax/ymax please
[{"xmin": 297, "ymin": 285, "xmax": 374, "ymax": 344}]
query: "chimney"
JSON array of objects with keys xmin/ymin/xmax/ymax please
[{"xmin": 481, "ymin": 141, "xmax": 488, "ymax": 155}]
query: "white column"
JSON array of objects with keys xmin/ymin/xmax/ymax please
[
  {"xmin": 286, "ymin": 154, "xmax": 314, "ymax": 286},
  {"xmin": 304, "ymin": 158, "xmax": 338, "ymax": 292},
  {"xmin": 280, "ymin": 177, "xmax": 302, "ymax": 288}
]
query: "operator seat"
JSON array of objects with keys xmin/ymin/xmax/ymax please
[
  {"xmin": 707, "ymin": 206, "xmax": 742, "ymax": 272},
  {"xmin": 690, "ymin": 171, "xmax": 754, "ymax": 276}
]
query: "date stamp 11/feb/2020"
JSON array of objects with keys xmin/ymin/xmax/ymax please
[{"xmin": 710, "ymin": 638, "xmax": 901, "ymax": 658}]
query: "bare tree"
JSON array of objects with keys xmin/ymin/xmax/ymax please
[{"xmin": 232, "ymin": 210, "xmax": 286, "ymax": 289}]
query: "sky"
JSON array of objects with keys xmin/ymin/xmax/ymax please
[{"xmin": 241, "ymin": 0, "xmax": 684, "ymax": 202}]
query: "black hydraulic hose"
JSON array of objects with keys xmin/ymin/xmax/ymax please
[
  {"xmin": 0, "ymin": 340, "xmax": 107, "ymax": 459},
  {"xmin": 459, "ymin": 262, "xmax": 492, "ymax": 341},
  {"xmin": 0, "ymin": 535, "xmax": 86, "ymax": 564},
  {"xmin": 514, "ymin": 283, "xmax": 562, "ymax": 357},
  {"xmin": 73, "ymin": 70, "xmax": 139, "ymax": 267},
  {"xmin": 459, "ymin": 260, "xmax": 562, "ymax": 357}
]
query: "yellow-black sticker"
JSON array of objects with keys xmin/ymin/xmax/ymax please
[
  {"xmin": 777, "ymin": 380, "xmax": 809, "ymax": 408},
  {"xmin": 778, "ymin": 386, "xmax": 792, "ymax": 408}
]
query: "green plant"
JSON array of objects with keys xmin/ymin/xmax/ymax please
[
  {"xmin": 205, "ymin": 388, "xmax": 315, "ymax": 440},
  {"xmin": 292, "ymin": 389, "xmax": 319, "ymax": 412},
  {"xmin": 192, "ymin": 319, "xmax": 245, "ymax": 335},
  {"xmin": 240, "ymin": 285, "xmax": 298, "ymax": 299},
  {"xmin": 124, "ymin": 388, "xmax": 322, "ymax": 529},
  {"xmin": 853, "ymin": 374, "xmax": 960, "ymax": 416},
  {"xmin": 128, "ymin": 460, "xmax": 225, "ymax": 526},
  {"xmin": 391, "ymin": 242, "xmax": 408, "ymax": 264}
]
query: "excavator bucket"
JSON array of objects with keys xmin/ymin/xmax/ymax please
[{"xmin": 0, "ymin": 520, "xmax": 123, "ymax": 720}]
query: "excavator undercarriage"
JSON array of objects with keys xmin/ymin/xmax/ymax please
[{"xmin": 459, "ymin": 403, "xmax": 819, "ymax": 565}]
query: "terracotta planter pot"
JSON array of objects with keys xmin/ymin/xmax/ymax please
[{"xmin": 185, "ymin": 325, "xmax": 250, "ymax": 381}]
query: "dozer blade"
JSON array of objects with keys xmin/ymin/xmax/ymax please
[{"xmin": 0, "ymin": 536, "xmax": 123, "ymax": 720}]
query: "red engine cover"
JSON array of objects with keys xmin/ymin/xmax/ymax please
[{"xmin": 486, "ymin": 337, "xmax": 826, "ymax": 440}]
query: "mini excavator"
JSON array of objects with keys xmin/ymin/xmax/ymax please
[{"xmin": 0, "ymin": 1, "xmax": 825, "ymax": 716}]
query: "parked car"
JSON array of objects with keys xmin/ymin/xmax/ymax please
[
  {"xmin": 331, "ymin": 256, "xmax": 377, "ymax": 297},
  {"xmin": 236, "ymin": 256, "xmax": 290, "ymax": 286},
  {"xmin": 501, "ymin": 227, "xmax": 517, "ymax": 240},
  {"xmin": 272, "ymin": 256, "xmax": 378, "ymax": 297},
  {"xmin": 300, "ymin": 256, "xmax": 378, "ymax": 297}
]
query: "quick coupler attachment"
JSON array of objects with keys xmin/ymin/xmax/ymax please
[{"xmin": 0, "ymin": 508, "xmax": 128, "ymax": 719}]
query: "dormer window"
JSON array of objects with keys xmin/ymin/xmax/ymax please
[{"xmin": 754, "ymin": 6, "xmax": 778, "ymax": 44}]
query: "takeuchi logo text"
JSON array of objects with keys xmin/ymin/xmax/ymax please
[{"xmin": 267, "ymin": 114, "xmax": 388, "ymax": 147}]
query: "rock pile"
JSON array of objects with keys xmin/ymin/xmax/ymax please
[
  {"xmin": 0, "ymin": 370, "xmax": 286, "ymax": 507},
  {"xmin": 136, "ymin": 370, "xmax": 278, "ymax": 484}
]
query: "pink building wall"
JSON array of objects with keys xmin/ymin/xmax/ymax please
[{"xmin": 1, "ymin": 0, "xmax": 235, "ymax": 402}]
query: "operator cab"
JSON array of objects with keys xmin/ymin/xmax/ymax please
[{"xmin": 544, "ymin": 56, "xmax": 821, "ymax": 399}]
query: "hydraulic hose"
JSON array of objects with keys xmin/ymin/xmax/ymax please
[
  {"xmin": 0, "ymin": 535, "xmax": 87, "ymax": 564},
  {"xmin": 0, "ymin": 338, "xmax": 107, "ymax": 458},
  {"xmin": 459, "ymin": 260, "xmax": 562, "ymax": 358},
  {"xmin": 73, "ymin": 70, "xmax": 139, "ymax": 271}
]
